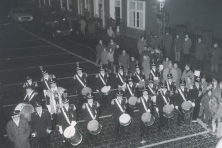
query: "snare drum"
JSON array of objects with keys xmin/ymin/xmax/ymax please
[
  {"xmin": 128, "ymin": 96, "xmax": 137, "ymax": 109},
  {"xmin": 15, "ymin": 103, "xmax": 34, "ymax": 122},
  {"xmin": 87, "ymin": 120, "xmax": 102, "ymax": 135},
  {"xmin": 141, "ymin": 112, "xmax": 155, "ymax": 126},
  {"xmin": 163, "ymin": 104, "xmax": 174, "ymax": 118},
  {"xmin": 137, "ymin": 81, "xmax": 145, "ymax": 89},
  {"xmin": 81, "ymin": 87, "xmax": 92, "ymax": 96},
  {"xmin": 101, "ymin": 86, "xmax": 111, "ymax": 95},
  {"xmin": 64, "ymin": 126, "xmax": 82, "ymax": 146},
  {"xmin": 181, "ymin": 101, "xmax": 193, "ymax": 114},
  {"xmin": 119, "ymin": 113, "xmax": 131, "ymax": 126}
]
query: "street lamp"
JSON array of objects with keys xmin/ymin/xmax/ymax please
[{"xmin": 157, "ymin": 0, "xmax": 166, "ymax": 49}]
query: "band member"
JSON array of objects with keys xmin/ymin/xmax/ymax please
[
  {"xmin": 166, "ymin": 74, "xmax": 176, "ymax": 94},
  {"xmin": 116, "ymin": 66, "xmax": 127, "ymax": 91},
  {"xmin": 111, "ymin": 90, "xmax": 128, "ymax": 136},
  {"xmin": 82, "ymin": 94, "xmax": 100, "ymax": 146},
  {"xmin": 175, "ymin": 81, "xmax": 187, "ymax": 126},
  {"xmin": 95, "ymin": 66, "xmax": 110, "ymax": 105},
  {"xmin": 136, "ymin": 87, "xmax": 153, "ymax": 137},
  {"xmin": 41, "ymin": 70, "xmax": 56, "ymax": 95},
  {"xmin": 147, "ymin": 77, "xmax": 157, "ymax": 96},
  {"xmin": 31, "ymin": 102, "xmax": 52, "ymax": 148},
  {"xmin": 149, "ymin": 62, "xmax": 160, "ymax": 85},
  {"xmin": 45, "ymin": 79, "xmax": 66, "ymax": 129},
  {"xmin": 7, "ymin": 110, "xmax": 31, "ymax": 148},
  {"xmin": 57, "ymin": 95, "xmax": 77, "ymax": 147},
  {"xmin": 156, "ymin": 82, "xmax": 172, "ymax": 130},
  {"xmin": 133, "ymin": 64, "xmax": 145, "ymax": 98},
  {"xmin": 23, "ymin": 76, "xmax": 38, "ymax": 92},
  {"xmin": 23, "ymin": 85, "xmax": 41, "ymax": 107},
  {"xmin": 73, "ymin": 65, "xmax": 88, "ymax": 107}
]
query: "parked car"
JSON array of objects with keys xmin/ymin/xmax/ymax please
[{"xmin": 8, "ymin": 8, "xmax": 33, "ymax": 22}]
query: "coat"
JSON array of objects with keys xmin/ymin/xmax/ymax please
[
  {"xmin": 96, "ymin": 44, "xmax": 105, "ymax": 57},
  {"xmin": 114, "ymin": 47, "xmax": 122, "ymax": 65},
  {"xmin": 210, "ymin": 47, "xmax": 221, "ymax": 65},
  {"xmin": 174, "ymin": 37, "xmax": 183, "ymax": 52},
  {"xmin": 163, "ymin": 68, "xmax": 178, "ymax": 83},
  {"xmin": 137, "ymin": 39, "xmax": 147, "ymax": 53},
  {"xmin": 31, "ymin": 109, "xmax": 52, "ymax": 137},
  {"xmin": 133, "ymin": 72, "xmax": 145, "ymax": 84},
  {"xmin": 101, "ymin": 50, "xmax": 108, "ymax": 64},
  {"xmin": 118, "ymin": 54, "xmax": 130, "ymax": 69},
  {"xmin": 111, "ymin": 97, "xmax": 128, "ymax": 121},
  {"xmin": 182, "ymin": 38, "xmax": 192, "ymax": 54},
  {"xmin": 195, "ymin": 42, "xmax": 205, "ymax": 60},
  {"xmin": 175, "ymin": 88, "xmax": 188, "ymax": 107},
  {"xmin": 7, "ymin": 117, "xmax": 31, "ymax": 148},
  {"xmin": 164, "ymin": 34, "xmax": 173, "ymax": 52},
  {"xmin": 181, "ymin": 70, "xmax": 194, "ymax": 86},
  {"xmin": 151, "ymin": 37, "xmax": 160, "ymax": 49},
  {"xmin": 115, "ymin": 73, "xmax": 127, "ymax": 87},
  {"xmin": 108, "ymin": 42, "xmax": 116, "ymax": 52},
  {"xmin": 142, "ymin": 59, "xmax": 150, "ymax": 80},
  {"xmin": 125, "ymin": 84, "xmax": 137, "ymax": 98},
  {"xmin": 82, "ymin": 101, "xmax": 100, "ymax": 125}
]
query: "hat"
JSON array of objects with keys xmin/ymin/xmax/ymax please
[
  {"xmin": 128, "ymin": 77, "xmax": 133, "ymax": 82},
  {"xmin": 161, "ymin": 82, "xmax": 167, "ymax": 88},
  {"xmin": 151, "ymin": 62, "xmax": 156, "ymax": 67},
  {"xmin": 42, "ymin": 70, "xmax": 48, "ymax": 75},
  {"xmin": 135, "ymin": 64, "xmax": 140, "ymax": 69},
  {"xmin": 195, "ymin": 77, "xmax": 200, "ymax": 83},
  {"xmin": 167, "ymin": 74, "xmax": 173, "ymax": 79},
  {"xmin": 100, "ymin": 65, "xmax": 105, "ymax": 71},
  {"xmin": 49, "ymin": 78, "xmax": 56, "ymax": 84},
  {"xmin": 86, "ymin": 94, "xmax": 94, "ymax": 99},
  {"xmin": 116, "ymin": 90, "xmax": 123, "ymax": 96},
  {"xmin": 34, "ymin": 102, "xmax": 42, "ymax": 108},
  {"xmin": 62, "ymin": 97, "xmax": 69, "ymax": 103},
  {"xmin": 180, "ymin": 81, "xmax": 185, "ymax": 86},
  {"xmin": 26, "ymin": 76, "xmax": 32, "ymax": 81},
  {"xmin": 11, "ymin": 110, "xmax": 20, "ymax": 116},
  {"xmin": 118, "ymin": 66, "xmax": 123, "ymax": 71},
  {"xmin": 76, "ymin": 66, "xmax": 82, "ymax": 71}
]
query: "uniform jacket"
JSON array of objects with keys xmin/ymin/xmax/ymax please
[
  {"xmin": 31, "ymin": 109, "xmax": 52, "ymax": 137},
  {"xmin": 7, "ymin": 117, "xmax": 31, "ymax": 148},
  {"xmin": 163, "ymin": 68, "xmax": 178, "ymax": 82},
  {"xmin": 182, "ymin": 38, "xmax": 192, "ymax": 54},
  {"xmin": 150, "ymin": 69, "xmax": 161, "ymax": 79},
  {"xmin": 23, "ymin": 82, "xmax": 38, "ymax": 91},
  {"xmin": 133, "ymin": 72, "xmax": 145, "ymax": 84},
  {"xmin": 73, "ymin": 73, "xmax": 88, "ymax": 91},
  {"xmin": 111, "ymin": 97, "xmax": 127, "ymax": 120},
  {"xmin": 175, "ymin": 88, "xmax": 188, "ymax": 106},
  {"xmin": 147, "ymin": 84, "xmax": 157, "ymax": 96},
  {"xmin": 82, "ymin": 101, "xmax": 100, "ymax": 125},
  {"xmin": 23, "ymin": 91, "xmax": 41, "ymax": 107},
  {"xmin": 166, "ymin": 81, "xmax": 176, "ymax": 93},
  {"xmin": 137, "ymin": 95, "xmax": 153, "ymax": 116},
  {"xmin": 57, "ymin": 104, "xmax": 77, "ymax": 131},
  {"xmin": 210, "ymin": 47, "xmax": 221, "ymax": 64},
  {"xmin": 116, "ymin": 73, "xmax": 127, "ymax": 87},
  {"xmin": 156, "ymin": 90, "xmax": 172, "ymax": 110},
  {"xmin": 95, "ymin": 73, "xmax": 110, "ymax": 90},
  {"xmin": 187, "ymin": 85, "xmax": 202, "ymax": 104},
  {"xmin": 125, "ymin": 84, "xmax": 137, "ymax": 98},
  {"xmin": 195, "ymin": 42, "xmax": 205, "ymax": 60}
]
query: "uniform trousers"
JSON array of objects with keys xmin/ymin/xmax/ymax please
[
  {"xmin": 158, "ymin": 110, "xmax": 168, "ymax": 127},
  {"xmin": 36, "ymin": 135, "xmax": 50, "ymax": 148},
  {"xmin": 87, "ymin": 131, "xmax": 98, "ymax": 145},
  {"xmin": 51, "ymin": 113, "xmax": 57, "ymax": 130},
  {"xmin": 177, "ymin": 107, "xmax": 185, "ymax": 124},
  {"xmin": 140, "ymin": 119, "xmax": 149, "ymax": 135}
]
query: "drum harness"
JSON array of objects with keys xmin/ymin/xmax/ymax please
[
  {"xmin": 135, "ymin": 72, "xmax": 141, "ymax": 81},
  {"xmin": 86, "ymin": 103, "xmax": 97, "ymax": 120},
  {"xmin": 115, "ymin": 99, "xmax": 125, "ymax": 113},
  {"xmin": 61, "ymin": 107, "xmax": 71, "ymax": 125},
  {"xmin": 118, "ymin": 74, "xmax": 125, "ymax": 85},
  {"xmin": 75, "ymin": 74, "xmax": 86, "ymax": 87},
  {"xmin": 160, "ymin": 90, "xmax": 169, "ymax": 104},
  {"xmin": 126, "ymin": 84, "xmax": 134, "ymax": 96},
  {"xmin": 147, "ymin": 84, "xmax": 155, "ymax": 95},
  {"xmin": 178, "ymin": 88, "xmax": 186, "ymax": 102},
  {"xmin": 99, "ymin": 74, "xmax": 106, "ymax": 85},
  {"xmin": 166, "ymin": 82, "xmax": 171, "ymax": 91},
  {"xmin": 44, "ymin": 79, "xmax": 50, "ymax": 90},
  {"xmin": 151, "ymin": 70, "xmax": 158, "ymax": 79},
  {"xmin": 24, "ymin": 92, "xmax": 35, "ymax": 102},
  {"xmin": 141, "ymin": 97, "xmax": 150, "ymax": 112}
]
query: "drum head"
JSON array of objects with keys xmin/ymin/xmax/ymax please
[
  {"xmin": 163, "ymin": 105, "xmax": 173, "ymax": 113},
  {"xmin": 81, "ymin": 87, "xmax": 91, "ymax": 96},
  {"xmin": 129, "ymin": 97, "xmax": 137, "ymax": 105},
  {"xmin": 141, "ymin": 112, "xmax": 151, "ymax": 122},
  {"xmin": 64, "ymin": 126, "xmax": 76, "ymax": 138},
  {"xmin": 87, "ymin": 120, "xmax": 99, "ymax": 131},
  {"xmin": 138, "ymin": 81, "xmax": 145, "ymax": 88},
  {"xmin": 101, "ymin": 86, "xmax": 111, "ymax": 92},
  {"xmin": 18, "ymin": 104, "xmax": 34, "ymax": 122},
  {"xmin": 182, "ymin": 101, "xmax": 192, "ymax": 110},
  {"xmin": 119, "ymin": 113, "xmax": 130, "ymax": 124}
]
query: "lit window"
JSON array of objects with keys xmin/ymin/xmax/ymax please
[{"xmin": 67, "ymin": 0, "xmax": 73, "ymax": 11}]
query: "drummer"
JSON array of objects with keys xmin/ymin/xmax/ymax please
[
  {"xmin": 95, "ymin": 65, "xmax": 110, "ymax": 105},
  {"xmin": 73, "ymin": 64, "xmax": 88, "ymax": 108},
  {"xmin": 41, "ymin": 70, "xmax": 56, "ymax": 95},
  {"xmin": 149, "ymin": 62, "xmax": 160, "ymax": 85},
  {"xmin": 23, "ymin": 76, "xmax": 38, "ymax": 92},
  {"xmin": 57, "ymin": 94, "xmax": 77, "ymax": 147},
  {"xmin": 175, "ymin": 81, "xmax": 187, "ymax": 126},
  {"xmin": 156, "ymin": 82, "xmax": 172, "ymax": 130},
  {"xmin": 111, "ymin": 90, "xmax": 128, "ymax": 136},
  {"xmin": 147, "ymin": 78, "xmax": 157, "ymax": 113},
  {"xmin": 125, "ymin": 77, "xmax": 137, "ymax": 116},
  {"xmin": 136, "ymin": 87, "xmax": 153, "ymax": 137},
  {"xmin": 115, "ymin": 66, "xmax": 127, "ymax": 91},
  {"xmin": 166, "ymin": 74, "xmax": 176, "ymax": 95},
  {"xmin": 133, "ymin": 64, "xmax": 145, "ymax": 98},
  {"xmin": 82, "ymin": 94, "xmax": 100, "ymax": 147},
  {"xmin": 23, "ymin": 85, "xmax": 41, "ymax": 107}
]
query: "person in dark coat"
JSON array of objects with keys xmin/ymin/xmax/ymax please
[
  {"xmin": 182, "ymin": 34, "xmax": 192, "ymax": 64},
  {"xmin": 113, "ymin": 45, "xmax": 122, "ymax": 73},
  {"xmin": 96, "ymin": 40, "xmax": 105, "ymax": 66},
  {"xmin": 195, "ymin": 38, "xmax": 205, "ymax": 70},
  {"xmin": 173, "ymin": 34, "xmax": 183, "ymax": 62},
  {"xmin": 111, "ymin": 90, "xmax": 128, "ymax": 136},
  {"xmin": 119, "ymin": 19, "xmax": 126, "ymax": 40},
  {"xmin": 210, "ymin": 43, "xmax": 221, "ymax": 73},
  {"xmin": 163, "ymin": 31, "xmax": 173, "ymax": 58},
  {"xmin": 31, "ymin": 102, "xmax": 52, "ymax": 148},
  {"xmin": 150, "ymin": 34, "xmax": 160, "ymax": 49},
  {"xmin": 107, "ymin": 15, "xmax": 115, "ymax": 29},
  {"xmin": 7, "ymin": 110, "xmax": 31, "ymax": 148},
  {"xmin": 118, "ymin": 50, "xmax": 130, "ymax": 73},
  {"xmin": 136, "ymin": 87, "xmax": 153, "ymax": 137},
  {"xmin": 82, "ymin": 94, "xmax": 100, "ymax": 147},
  {"xmin": 23, "ymin": 85, "xmax": 41, "ymax": 107}
]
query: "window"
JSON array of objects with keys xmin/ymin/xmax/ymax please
[
  {"xmin": 85, "ymin": 0, "xmax": 91, "ymax": 16},
  {"xmin": 78, "ymin": 0, "xmax": 84, "ymax": 15},
  {"xmin": 49, "ymin": 0, "xmax": 51, "ymax": 6},
  {"xmin": 61, "ymin": 0, "xmax": 66, "ymax": 10},
  {"xmin": 127, "ymin": 0, "xmax": 145, "ymax": 30},
  {"xmin": 67, "ymin": 0, "xmax": 73, "ymax": 11}
]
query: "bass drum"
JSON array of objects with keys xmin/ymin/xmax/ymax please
[
  {"xmin": 119, "ymin": 113, "xmax": 131, "ymax": 126},
  {"xmin": 101, "ymin": 86, "xmax": 111, "ymax": 95},
  {"xmin": 163, "ymin": 104, "xmax": 174, "ymax": 118},
  {"xmin": 15, "ymin": 103, "xmax": 34, "ymax": 122},
  {"xmin": 87, "ymin": 120, "xmax": 102, "ymax": 135},
  {"xmin": 64, "ymin": 126, "xmax": 82, "ymax": 146},
  {"xmin": 181, "ymin": 101, "xmax": 193, "ymax": 114},
  {"xmin": 141, "ymin": 112, "xmax": 155, "ymax": 126},
  {"xmin": 81, "ymin": 87, "xmax": 92, "ymax": 96}
]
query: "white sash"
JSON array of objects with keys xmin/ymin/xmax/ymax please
[
  {"xmin": 141, "ymin": 97, "xmax": 149, "ymax": 112},
  {"xmin": 178, "ymin": 88, "xmax": 186, "ymax": 102},
  {"xmin": 44, "ymin": 79, "xmax": 50, "ymax": 90},
  {"xmin": 151, "ymin": 70, "xmax": 156, "ymax": 78},
  {"xmin": 99, "ymin": 74, "xmax": 106, "ymax": 85},
  {"xmin": 167, "ymin": 82, "xmax": 170, "ymax": 91},
  {"xmin": 75, "ymin": 74, "xmax": 86, "ymax": 87},
  {"xmin": 136, "ymin": 73, "xmax": 141, "ymax": 81},
  {"xmin": 61, "ymin": 107, "xmax": 71, "ymax": 125},
  {"xmin": 24, "ymin": 92, "xmax": 35, "ymax": 101},
  {"xmin": 160, "ymin": 91, "xmax": 168, "ymax": 104},
  {"xmin": 127, "ymin": 84, "xmax": 133, "ymax": 96},
  {"xmin": 86, "ymin": 103, "xmax": 96, "ymax": 120},
  {"xmin": 118, "ymin": 74, "xmax": 125, "ymax": 84},
  {"xmin": 147, "ymin": 85, "xmax": 155, "ymax": 95},
  {"xmin": 115, "ymin": 99, "xmax": 125, "ymax": 113}
]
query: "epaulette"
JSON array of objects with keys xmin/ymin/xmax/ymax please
[
  {"xmin": 73, "ymin": 75, "xmax": 76, "ymax": 79},
  {"xmin": 82, "ymin": 103, "xmax": 86, "ymax": 109},
  {"xmin": 107, "ymin": 74, "xmax": 109, "ymax": 77},
  {"xmin": 111, "ymin": 99, "xmax": 115, "ymax": 105},
  {"xmin": 95, "ymin": 74, "xmax": 99, "ymax": 78},
  {"xmin": 85, "ymin": 73, "xmax": 88, "ymax": 77},
  {"xmin": 116, "ymin": 74, "xmax": 118, "ymax": 78}
]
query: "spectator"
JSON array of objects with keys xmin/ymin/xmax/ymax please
[
  {"xmin": 173, "ymin": 34, "xmax": 183, "ymax": 62},
  {"xmin": 107, "ymin": 15, "xmax": 115, "ymax": 29},
  {"xmin": 182, "ymin": 34, "xmax": 192, "ymax": 64},
  {"xmin": 101, "ymin": 47, "xmax": 108, "ymax": 69},
  {"xmin": 163, "ymin": 62, "xmax": 178, "ymax": 83},
  {"xmin": 137, "ymin": 36, "xmax": 147, "ymax": 55},
  {"xmin": 181, "ymin": 64, "xmax": 194, "ymax": 86},
  {"xmin": 151, "ymin": 34, "xmax": 160, "ymax": 49},
  {"xmin": 195, "ymin": 37, "xmax": 205, "ymax": 70},
  {"xmin": 66, "ymin": 13, "xmax": 73, "ymax": 30},
  {"xmin": 173, "ymin": 62, "xmax": 182, "ymax": 88},
  {"xmin": 163, "ymin": 31, "xmax": 173, "ymax": 58},
  {"xmin": 108, "ymin": 48, "xmax": 114, "ymax": 73},
  {"xmin": 115, "ymin": 26, "xmax": 121, "ymax": 39},
  {"xmin": 93, "ymin": 14, "xmax": 101, "ymax": 33},
  {"xmin": 108, "ymin": 39, "xmax": 116, "ymax": 52},
  {"xmin": 129, "ymin": 57, "xmax": 137, "ymax": 73},
  {"xmin": 96, "ymin": 40, "xmax": 105, "ymax": 66},
  {"xmin": 213, "ymin": 98, "xmax": 222, "ymax": 138},
  {"xmin": 210, "ymin": 43, "xmax": 221, "ymax": 73},
  {"xmin": 79, "ymin": 18, "xmax": 86, "ymax": 35},
  {"xmin": 113, "ymin": 45, "xmax": 122, "ymax": 74},
  {"xmin": 140, "ymin": 46, "xmax": 151, "ymax": 63},
  {"xmin": 142, "ymin": 55, "xmax": 151, "ymax": 80},
  {"xmin": 73, "ymin": 17, "xmax": 80, "ymax": 35},
  {"xmin": 118, "ymin": 50, "xmax": 130, "ymax": 73},
  {"xmin": 107, "ymin": 26, "xmax": 115, "ymax": 39},
  {"xmin": 162, "ymin": 57, "xmax": 170, "ymax": 69},
  {"xmin": 119, "ymin": 19, "xmax": 126, "ymax": 40}
]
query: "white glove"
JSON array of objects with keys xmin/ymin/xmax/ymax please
[
  {"xmin": 175, "ymin": 106, "xmax": 178, "ymax": 109},
  {"xmin": 31, "ymin": 133, "xmax": 36, "ymax": 137},
  {"xmin": 192, "ymin": 102, "xmax": 195, "ymax": 107},
  {"xmin": 59, "ymin": 126, "xmax": 63, "ymax": 134},
  {"xmin": 171, "ymin": 104, "xmax": 174, "ymax": 108},
  {"xmin": 147, "ymin": 109, "xmax": 150, "ymax": 113},
  {"xmin": 46, "ymin": 129, "xmax": 52, "ymax": 134},
  {"xmin": 71, "ymin": 121, "xmax": 77, "ymax": 127},
  {"xmin": 200, "ymin": 103, "xmax": 202, "ymax": 106},
  {"xmin": 47, "ymin": 105, "xmax": 51, "ymax": 113},
  {"xmin": 156, "ymin": 108, "xmax": 159, "ymax": 112}
]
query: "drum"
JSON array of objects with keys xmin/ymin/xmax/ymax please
[
  {"xmin": 119, "ymin": 113, "xmax": 131, "ymax": 126},
  {"xmin": 137, "ymin": 81, "xmax": 145, "ymax": 89},
  {"xmin": 64, "ymin": 126, "xmax": 82, "ymax": 146},
  {"xmin": 128, "ymin": 96, "xmax": 137, "ymax": 109},
  {"xmin": 141, "ymin": 112, "xmax": 155, "ymax": 126},
  {"xmin": 81, "ymin": 87, "xmax": 92, "ymax": 96},
  {"xmin": 15, "ymin": 103, "xmax": 34, "ymax": 122},
  {"xmin": 163, "ymin": 104, "xmax": 174, "ymax": 118},
  {"xmin": 181, "ymin": 101, "xmax": 193, "ymax": 114},
  {"xmin": 101, "ymin": 86, "xmax": 111, "ymax": 95},
  {"xmin": 87, "ymin": 120, "xmax": 102, "ymax": 135}
]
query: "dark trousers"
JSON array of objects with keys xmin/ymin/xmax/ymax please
[
  {"xmin": 183, "ymin": 54, "xmax": 189, "ymax": 64},
  {"xmin": 177, "ymin": 107, "xmax": 185, "ymax": 124},
  {"xmin": 127, "ymin": 105, "xmax": 134, "ymax": 117},
  {"xmin": 159, "ymin": 111, "xmax": 168, "ymax": 127},
  {"xmin": 51, "ymin": 113, "xmax": 57, "ymax": 130},
  {"xmin": 114, "ymin": 119, "xmax": 124, "ymax": 135},
  {"xmin": 140, "ymin": 119, "xmax": 149, "ymax": 135},
  {"xmin": 77, "ymin": 90, "xmax": 86, "ymax": 109},
  {"xmin": 37, "ymin": 135, "xmax": 50, "ymax": 148},
  {"xmin": 197, "ymin": 60, "xmax": 204, "ymax": 69},
  {"xmin": 87, "ymin": 131, "xmax": 97, "ymax": 145}
]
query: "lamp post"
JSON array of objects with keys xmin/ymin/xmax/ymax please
[{"xmin": 157, "ymin": 0, "xmax": 166, "ymax": 49}]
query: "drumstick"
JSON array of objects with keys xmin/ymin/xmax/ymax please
[
  {"xmin": 175, "ymin": 108, "xmax": 182, "ymax": 115},
  {"xmin": 96, "ymin": 90, "xmax": 102, "ymax": 98}
]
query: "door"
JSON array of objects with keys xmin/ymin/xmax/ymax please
[{"xmin": 115, "ymin": 7, "xmax": 120, "ymax": 26}]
